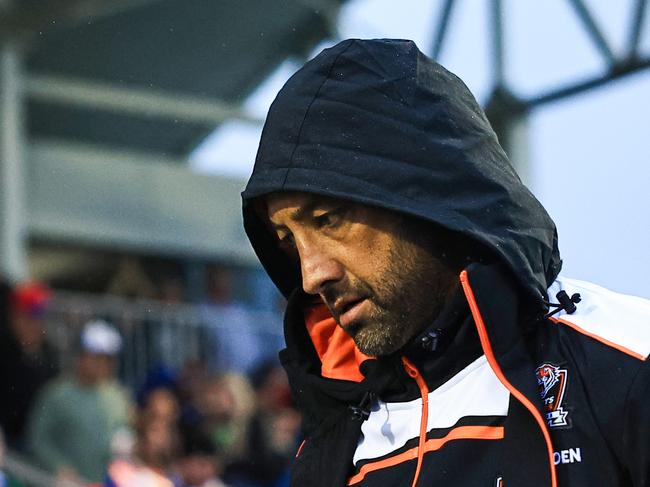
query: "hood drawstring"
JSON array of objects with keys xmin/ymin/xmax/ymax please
[{"xmin": 544, "ymin": 290, "xmax": 581, "ymax": 319}]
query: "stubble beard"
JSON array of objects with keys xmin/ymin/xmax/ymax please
[{"xmin": 329, "ymin": 237, "xmax": 457, "ymax": 357}]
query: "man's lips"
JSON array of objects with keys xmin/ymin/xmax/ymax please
[{"xmin": 332, "ymin": 297, "xmax": 368, "ymax": 329}]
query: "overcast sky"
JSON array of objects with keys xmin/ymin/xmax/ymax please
[{"xmin": 191, "ymin": 0, "xmax": 650, "ymax": 298}]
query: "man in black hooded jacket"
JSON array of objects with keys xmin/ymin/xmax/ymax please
[{"xmin": 241, "ymin": 39, "xmax": 650, "ymax": 486}]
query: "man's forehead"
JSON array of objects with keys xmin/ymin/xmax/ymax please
[{"xmin": 264, "ymin": 191, "xmax": 346, "ymax": 222}]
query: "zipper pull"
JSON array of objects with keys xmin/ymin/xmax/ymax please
[
  {"xmin": 401, "ymin": 357, "xmax": 429, "ymax": 487},
  {"xmin": 403, "ymin": 359, "xmax": 420, "ymax": 378},
  {"xmin": 349, "ymin": 391, "xmax": 375, "ymax": 421}
]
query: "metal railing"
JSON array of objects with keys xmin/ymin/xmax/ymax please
[
  {"xmin": 0, "ymin": 293, "xmax": 285, "ymax": 486},
  {"xmin": 46, "ymin": 292, "xmax": 285, "ymax": 389}
]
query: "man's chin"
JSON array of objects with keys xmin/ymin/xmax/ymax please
[{"xmin": 352, "ymin": 326, "xmax": 403, "ymax": 357}]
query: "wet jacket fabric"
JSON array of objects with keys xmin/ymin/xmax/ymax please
[{"xmin": 241, "ymin": 39, "xmax": 650, "ymax": 486}]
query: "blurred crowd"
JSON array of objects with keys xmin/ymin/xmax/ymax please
[{"xmin": 0, "ymin": 272, "xmax": 300, "ymax": 487}]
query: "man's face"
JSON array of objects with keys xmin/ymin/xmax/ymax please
[
  {"xmin": 10, "ymin": 312, "xmax": 46, "ymax": 353},
  {"xmin": 77, "ymin": 352, "xmax": 115, "ymax": 386},
  {"xmin": 266, "ymin": 192, "xmax": 458, "ymax": 357}
]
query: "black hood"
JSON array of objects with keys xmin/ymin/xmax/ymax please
[{"xmin": 242, "ymin": 38, "xmax": 561, "ymax": 304}]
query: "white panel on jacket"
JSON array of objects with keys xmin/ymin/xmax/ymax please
[
  {"xmin": 548, "ymin": 277, "xmax": 650, "ymax": 360},
  {"xmin": 353, "ymin": 355, "xmax": 510, "ymax": 465}
]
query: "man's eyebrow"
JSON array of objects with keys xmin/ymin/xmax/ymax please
[{"xmin": 270, "ymin": 199, "xmax": 321, "ymax": 230}]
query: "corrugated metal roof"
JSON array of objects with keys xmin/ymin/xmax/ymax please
[{"xmin": 11, "ymin": 0, "xmax": 342, "ymax": 155}]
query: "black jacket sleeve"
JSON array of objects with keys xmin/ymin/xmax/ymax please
[{"xmin": 622, "ymin": 358, "xmax": 650, "ymax": 486}]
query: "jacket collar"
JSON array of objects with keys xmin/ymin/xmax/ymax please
[{"xmin": 401, "ymin": 285, "xmax": 482, "ymax": 391}]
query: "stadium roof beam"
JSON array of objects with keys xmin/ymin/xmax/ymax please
[
  {"xmin": 0, "ymin": 0, "xmax": 162, "ymax": 39},
  {"xmin": 431, "ymin": 0, "xmax": 457, "ymax": 61},
  {"xmin": 566, "ymin": 0, "xmax": 617, "ymax": 66},
  {"xmin": 0, "ymin": 40, "xmax": 28, "ymax": 282},
  {"xmin": 473, "ymin": 0, "xmax": 650, "ymax": 182},
  {"xmin": 628, "ymin": 0, "xmax": 648, "ymax": 59},
  {"xmin": 469, "ymin": 0, "xmax": 650, "ymax": 112},
  {"xmin": 1, "ymin": 0, "xmax": 346, "ymax": 282},
  {"xmin": 21, "ymin": 0, "xmax": 339, "ymax": 155},
  {"xmin": 490, "ymin": 0, "xmax": 505, "ymax": 87},
  {"xmin": 299, "ymin": 0, "xmax": 341, "ymax": 37},
  {"xmin": 25, "ymin": 74, "xmax": 264, "ymax": 126},
  {"xmin": 527, "ymin": 56, "xmax": 650, "ymax": 108}
]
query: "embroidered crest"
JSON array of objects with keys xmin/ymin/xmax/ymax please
[{"xmin": 536, "ymin": 363, "xmax": 570, "ymax": 428}]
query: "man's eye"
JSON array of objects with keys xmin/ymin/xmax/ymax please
[
  {"xmin": 314, "ymin": 213, "xmax": 332, "ymax": 227},
  {"xmin": 314, "ymin": 210, "xmax": 340, "ymax": 228}
]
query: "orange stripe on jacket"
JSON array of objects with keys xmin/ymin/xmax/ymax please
[
  {"xmin": 460, "ymin": 270, "xmax": 557, "ymax": 487},
  {"xmin": 347, "ymin": 425, "xmax": 504, "ymax": 485},
  {"xmin": 305, "ymin": 303, "xmax": 370, "ymax": 382}
]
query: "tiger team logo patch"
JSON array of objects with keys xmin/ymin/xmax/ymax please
[{"xmin": 536, "ymin": 363, "xmax": 570, "ymax": 428}]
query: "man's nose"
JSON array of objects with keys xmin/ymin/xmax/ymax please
[{"xmin": 299, "ymin": 242, "xmax": 343, "ymax": 295}]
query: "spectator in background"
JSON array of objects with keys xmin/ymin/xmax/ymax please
[
  {"xmin": 141, "ymin": 387, "xmax": 180, "ymax": 429},
  {"xmin": 160, "ymin": 276, "xmax": 186, "ymax": 305},
  {"xmin": 27, "ymin": 320, "xmax": 131, "ymax": 484},
  {"xmin": 224, "ymin": 361, "xmax": 300, "ymax": 487},
  {"xmin": 0, "ymin": 282, "xmax": 58, "ymax": 449},
  {"xmin": 175, "ymin": 360, "xmax": 209, "ymax": 428},
  {"xmin": 105, "ymin": 369, "xmax": 184, "ymax": 486},
  {"xmin": 194, "ymin": 374, "xmax": 254, "ymax": 463},
  {"xmin": 133, "ymin": 416, "xmax": 178, "ymax": 480},
  {"xmin": 136, "ymin": 366, "xmax": 181, "ymax": 425},
  {"xmin": 174, "ymin": 426, "xmax": 228, "ymax": 487},
  {"xmin": 104, "ymin": 412, "xmax": 179, "ymax": 487},
  {"xmin": 106, "ymin": 256, "xmax": 157, "ymax": 300},
  {"xmin": 201, "ymin": 266, "xmax": 263, "ymax": 375}
]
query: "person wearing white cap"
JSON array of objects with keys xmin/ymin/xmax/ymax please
[{"xmin": 26, "ymin": 320, "xmax": 133, "ymax": 484}]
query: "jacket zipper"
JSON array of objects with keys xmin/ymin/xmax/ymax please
[
  {"xmin": 459, "ymin": 270, "xmax": 557, "ymax": 487},
  {"xmin": 401, "ymin": 356, "xmax": 429, "ymax": 487}
]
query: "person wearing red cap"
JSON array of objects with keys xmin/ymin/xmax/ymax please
[{"xmin": 0, "ymin": 282, "xmax": 59, "ymax": 448}]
